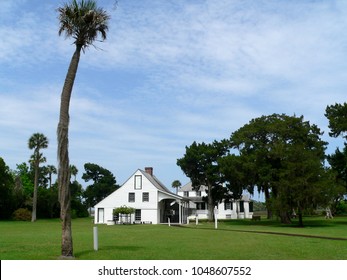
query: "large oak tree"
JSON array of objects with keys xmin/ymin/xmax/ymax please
[
  {"xmin": 82, "ymin": 163, "xmax": 119, "ymax": 209},
  {"xmin": 229, "ymin": 114, "xmax": 328, "ymax": 225},
  {"xmin": 325, "ymin": 102, "xmax": 347, "ymax": 139},
  {"xmin": 177, "ymin": 140, "xmax": 230, "ymax": 221},
  {"xmin": 325, "ymin": 102, "xmax": 347, "ymax": 210}
]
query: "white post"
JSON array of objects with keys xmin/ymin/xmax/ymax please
[
  {"xmin": 93, "ymin": 226, "xmax": 98, "ymax": 251},
  {"xmin": 214, "ymin": 206, "xmax": 218, "ymax": 229},
  {"xmin": 179, "ymin": 200, "xmax": 182, "ymax": 224},
  {"xmin": 168, "ymin": 217, "xmax": 171, "ymax": 227},
  {"xmin": 196, "ymin": 213, "xmax": 198, "ymax": 225}
]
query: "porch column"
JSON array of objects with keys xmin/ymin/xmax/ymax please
[{"xmin": 179, "ymin": 200, "xmax": 182, "ymax": 224}]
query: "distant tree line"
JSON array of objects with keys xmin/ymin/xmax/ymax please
[
  {"xmin": 0, "ymin": 133, "xmax": 119, "ymax": 221},
  {"xmin": 2, "ymin": 103, "xmax": 347, "ymax": 227},
  {"xmin": 177, "ymin": 104, "xmax": 347, "ymax": 226}
]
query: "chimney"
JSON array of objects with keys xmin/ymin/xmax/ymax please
[{"xmin": 145, "ymin": 167, "xmax": 153, "ymax": 176}]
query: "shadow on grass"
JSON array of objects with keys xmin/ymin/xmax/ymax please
[
  {"xmin": 180, "ymin": 218, "xmax": 347, "ymax": 241},
  {"xmin": 75, "ymin": 245, "xmax": 144, "ymax": 258},
  {"xmin": 220, "ymin": 217, "xmax": 344, "ymax": 228},
  {"xmin": 331, "ymin": 220, "xmax": 347, "ymax": 226}
]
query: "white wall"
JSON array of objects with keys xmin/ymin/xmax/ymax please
[
  {"xmin": 179, "ymin": 188, "xmax": 253, "ymax": 220},
  {"xmin": 94, "ymin": 170, "xmax": 160, "ymax": 224}
]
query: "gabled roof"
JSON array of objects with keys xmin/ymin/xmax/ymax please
[
  {"xmin": 180, "ymin": 182, "xmax": 207, "ymax": 192},
  {"xmin": 139, "ymin": 169, "xmax": 171, "ymax": 193},
  {"xmin": 94, "ymin": 167, "xmax": 187, "ymax": 208},
  {"xmin": 179, "ymin": 181, "xmax": 251, "ymax": 201},
  {"xmin": 139, "ymin": 169, "xmax": 188, "ymax": 201}
]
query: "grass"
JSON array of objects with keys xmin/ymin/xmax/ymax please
[{"xmin": 0, "ymin": 216, "xmax": 346, "ymax": 260}]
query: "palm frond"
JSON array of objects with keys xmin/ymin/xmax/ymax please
[{"xmin": 57, "ymin": 0, "xmax": 110, "ymax": 50}]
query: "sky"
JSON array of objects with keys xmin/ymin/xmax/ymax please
[{"xmin": 1, "ymin": 0, "xmax": 347, "ymax": 200}]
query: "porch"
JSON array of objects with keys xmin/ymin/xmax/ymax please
[{"xmin": 158, "ymin": 197, "xmax": 189, "ymax": 224}]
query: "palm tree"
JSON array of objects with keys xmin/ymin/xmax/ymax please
[
  {"xmin": 57, "ymin": 0, "xmax": 110, "ymax": 258},
  {"xmin": 172, "ymin": 180, "xmax": 182, "ymax": 194},
  {"xmin": 46, "ymin": 165, "xmax": 57, "ymax": 188},
  {"xmin": 28, "ymin": 133, "xmax": 49, "ymax": 222},
  {"xmin": 69, "ymin": 164, "xmax": 78, "ymax": 182}
]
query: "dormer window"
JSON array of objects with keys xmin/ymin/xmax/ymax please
[{"xmin": 134, "ymin": 175, "xmax": 142, "ymax": 190}]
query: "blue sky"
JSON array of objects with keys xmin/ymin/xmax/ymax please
[{"xmin": 1, "ymin": 0, "xmax": 347, "ymax": 199}]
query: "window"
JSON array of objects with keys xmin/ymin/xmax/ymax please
[
  {"xmin": 142, "ymin": 192, "xmax": 149, "ymax": 202},
  {"xmin": 183, "ymin": 191, "xmax": 189, "ymax": 197},
  {"xmin": 129, "ymin": 192, "xmax": 135, "ymax": 202},
  {"xmin": 134, "ymin": 175, "xmax": 142, "ymax": 190},
  {"xmin": 224, "ymin": 202, "xmax": 232, "ymax": 210},
  {"xmin": 135, "ymin": 209, "xmax": 141, "ymax": 221},
  {"xmin": 196, "ymin": 202, "xmax": 206, "ymax": 210},
  {"xmin": 195, "ymin": 191, "xmax": 201, "ymax": 197}
]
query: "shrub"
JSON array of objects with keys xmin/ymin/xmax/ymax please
[
  {"xmin": 113, "ymin": 205, "xmax": 135, "ymax": 215},
  {"xmin": 12, "ymin": 208, "xmax": 32, "ymax": 221},
  {"xmin": 335, "ymin": 201, "xmax": 347, "ymax": 215},
  {"xmin": 112, "ymin": 206, "xmax": 135, "ymax": 224}
]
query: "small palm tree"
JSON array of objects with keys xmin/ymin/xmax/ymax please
[
  {"xmin": 57, "ymin": 0, "xmax": 110, "ymax": 258},
  {"xmin": 46, "ymin": 165, "xmax": 57, "ymax": 188},
  {"xmin": 172, "ymin": 180, "xmax": 182, "ymax": 194},
  {"xmin": 28, "ymin": 133, "xmax": 49, "ymax": 222},
  {"xmin": 69, "ymin": 164, "xmax": 78, "ymax": 182}
]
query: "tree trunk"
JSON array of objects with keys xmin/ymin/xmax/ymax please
[
  {"xmin": 207, "ymin": 183, "xmax": 214, "ymax": 222},
  {"xmin": 31, "ymin": 159, "xmax": 39, "ymax": 222},
  {"xmin": 298, "ymin": 205, "xmax": 304, "ymax": 227},
  {"xmin": 279, "ymin": 211, "xmax": 291, "ymax": 224},
  {"xmin": 57, "ymin": 44, "xmax": 82, "ymax": 258},
  {"xmin": 264, "ymin": 188, "xmax": 273, "ymax": 219}
]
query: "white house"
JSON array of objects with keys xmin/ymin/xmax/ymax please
[
  {"xmin": 94, "ymin": 167, "xmax": 189, "ymax": 225},
  {"xmin": 178, "ymin": 182, "xmax": 254, "ymax": 220}
]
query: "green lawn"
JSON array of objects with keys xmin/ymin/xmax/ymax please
[{"xmin": 0, "ymin": 216, "xmax": 346, "ymax": 260}]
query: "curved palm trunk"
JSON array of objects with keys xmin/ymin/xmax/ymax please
[
  {"xmin": 31, "ymin": 159, "xmax": 39, "ymax": 222},
  {"xmin": 57, "ymin": 44, "xmax": 82, "ymax": 258}
]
